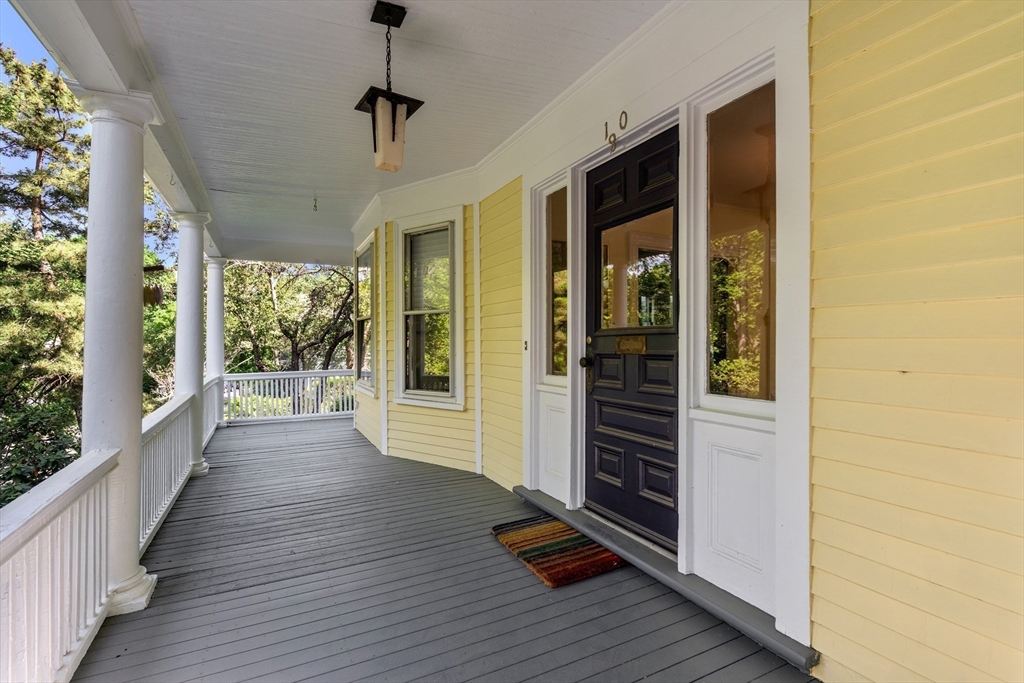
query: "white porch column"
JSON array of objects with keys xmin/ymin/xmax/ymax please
[
  {"xmin": 205, "ymin": 257, "xmax": 227, "ymax": 422},
  {"xmin": 74, "ymin": 86, "xmax": 162, "ymax": 615},
  {"xmin": 173, "ymin": 213, "xmax": 211, "ymax": 477}
]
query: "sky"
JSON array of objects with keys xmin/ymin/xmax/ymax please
[{"xmin": 1, "ymin": 0, "xmax": 174, "ymax": 263}]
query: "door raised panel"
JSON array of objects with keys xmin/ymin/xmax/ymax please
[
  {"xmin": 595, "ymin": 353, "xmax": 625, "ymax": 390},
  {"xmin": 710, "ymin": 444, "xmax": 763, "ymax": 570},
  {"xmin": 594, "ymin": 399, "xmax": 676, "ymax": 451},
  {"xmin": 638, "ymin": 454, "xmax": 677, "ymax": 508},
  {"xmin": 594, "ymin": 442, "xmax": 625, "ymax": 489},
  {"xmin": 637, "ymin": 355, "xmax": 676, "ymax": 396}
]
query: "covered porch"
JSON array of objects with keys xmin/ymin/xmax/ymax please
[{"xmin": 73, "ymin": 419, "xmax": 811, "ymax": 683}]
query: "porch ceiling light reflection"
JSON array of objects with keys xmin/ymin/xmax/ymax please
[{"xmin": 354, "ymin": 1, "xmax": 424, "ymax": 173}]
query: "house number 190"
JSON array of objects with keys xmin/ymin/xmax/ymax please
[{"xmin": 605, "ymin": 111, "xmax": 628, "ymax": 152}]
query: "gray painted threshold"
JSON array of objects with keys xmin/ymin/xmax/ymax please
[{"xmin": 513, "ymin": 486, "xmax": 820, "ymax": 674}]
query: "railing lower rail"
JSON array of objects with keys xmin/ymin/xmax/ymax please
[
  {"xmin": 0, "ymin": 448, "xmax": 119, "ymax": 683},
  {"xmin": 223, "ymin": 370, "xmax": 355, "ymax": 421}
]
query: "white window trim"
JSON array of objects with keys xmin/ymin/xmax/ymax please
[
  {"xmin": 355, "ymin": 232, "xmax": 377, "ymax": 397},
  {"xmin": 534, "ymin": 180, "xmax": 570, "ymax": 389},
  {"xmin": 394, "ymin": 206, "xmax": 465, "ymax": 410}
]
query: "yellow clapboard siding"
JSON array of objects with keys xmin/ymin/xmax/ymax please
[
  {"xmin": 812, "ymin": 298, "xmax": 1024, "ymax": 337},
  {"xmin": 812, "ymin": 624, "xmax": 927, "ymax": 683},
  {"xmin": 812, "ymin": 134, "xmax": 1023, "ymax": 221},
  {"xmin": 811, "ymin": 368, "xmax": 1024, "ymax": 420},
  {"xmin": 813, "ymin": 55, "xmax": 1023, "ymax": 162},
  {"xmin": 812, "ymin": 1, "xmax": 1022, "ymax": 102},
  {"xmin": 811, "ymin": 0, "xmax": 840, "ymax": 16},
  {"xmin": 812, "ymin": 515, "xmax": 1024, "ymax": 611},
  {"xmin": 812, "ymin": 428, "xmax": 1024, "ymax": 499},
  {"xmin": 813, "ymin": 541, "xmax": 1024, "ymax": 650},
  {"xmin": 812, "ymin": 338, "xmax": 1024, "ymax": 377},
  {"xmin": 812, "ymin": 398, "xmax": 1024, "ymax": 462},
  {"xmin": 812, "ymin": 596, "xmax": 1000, "ymax": 682},
  {"xmin": 813, "ymin": 258, "xmax": 1024, "ymax": 306},
  {"xmin": 812, "ymin": 486, "xmax": 1024, "ymax": 573},
  {"xmin": 811, "ymin": 8, "xmax": 1024, "ymax": 676},
  {"xmin": 815, "ymin": 569, "xmax": 1024, "ymax": 682},
  {"xmin": 812, "ymin": 220, "xmax": 1024, "ymax": 278},
  {"xmin": 813, "ymin": 457, "xmax": 1024, "ymax": 536},
  {"xmin": 479, "ymin": 176, "xmax": 524, "ymax": 491},
  {"xmin": 813, "ymin": 178, "xmax": 1024, "ymax": 249},
  {"xmin": 813, "ymin": 15, "xmax": 1024, "ymax": 129},
  {"xmin": 811, "ymin": 0, "xmax": 894, "ymax": 45},
  {"xmin": 813, "ymin": 95, "xmax": 1024, "ymax": 189},
  {"xmin": 811, "ymin": 0, "xmax": 958, "ymax": 73}
]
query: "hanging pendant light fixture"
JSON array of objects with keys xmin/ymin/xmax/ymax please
[{"xmin": 354, "ymin": 1, "xmax": 424, "ymax": 172}]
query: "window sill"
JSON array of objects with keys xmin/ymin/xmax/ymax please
[
  {"xmin": 394, "ymin": 395, "xmax": 465, "ymax": 412},
  {"xmin": 355, "ymin": 382, "xmax": 377, "ymax": 399}
]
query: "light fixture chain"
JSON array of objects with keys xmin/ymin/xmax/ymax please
[{"xmin": 385, "ymin": 19, "xmax": 392, "ymax": 92}]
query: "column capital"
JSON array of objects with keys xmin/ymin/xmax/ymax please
[
  {"xmin": 66, "ymin": 81, "xmax": 163, "ymax": 129},
  {"xmin": 204, "ymin": 256, "xmax": 228, "ymax": 267},
  {"xmin": 171, "ymin": 212, "xmax": 212, "ymax": 231}
]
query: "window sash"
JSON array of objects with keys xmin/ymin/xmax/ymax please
[
  {"xmin": 402, "ymin": 223, "xmax": 454, "ymax": 397},
  {"xmin": 355, "ymin": 240, "xmax": 375, "ymax": 387}
]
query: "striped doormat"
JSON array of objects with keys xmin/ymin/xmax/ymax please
[{"xmin": 491, "ymin": 514, "xmax": 628, "ymax": 588}]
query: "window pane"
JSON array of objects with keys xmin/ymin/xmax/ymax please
[
  {"xmin": 356, "ymin": 245, "xmax": 373, "ymax": 319},
  {"xmin": 707, "ymin": 81, "xmax": 776, "ymax": 401},
  {"xmin": 357, "ymin": 319, "xmax": 372, "ymax": 382},
  {"xmin": 547, "ymin": 188, "xmax": 568, "ymax": 375},
  {"xmin": 405, "ymin": 312, "xmax": 450, "ymax": 393},
  {"xmin": 600, "ymin": 207, "xmax": 674, "ymax": 329},
  {"xmin": 405, "ymin": 227, "xmax": 450, "ymax": 311}
]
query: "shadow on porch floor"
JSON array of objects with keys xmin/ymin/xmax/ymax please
[{"xmin": 74, "ymin": 419, "xmax": 814, "ymax": 682}]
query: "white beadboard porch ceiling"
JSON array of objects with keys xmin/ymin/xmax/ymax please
[{"xmin": 127, "ymin": 0, "xmax": 668, "ymax": 264}]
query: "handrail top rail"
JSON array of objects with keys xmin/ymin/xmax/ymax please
[
  {"xmin": 225, "ymin": 369, "xmax": 354, "ymax": 380},
  {"xmin": 0, "ymin": 448, "xmax": 120, "ymax": 564},
  {"xmin": 203, "ymin": 375, "xmax": 220, "ymax": 390},
  {"xmin": 142, "ymin": 392, "xmax": 194, "ymax": 443}
]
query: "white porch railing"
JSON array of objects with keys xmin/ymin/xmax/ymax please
[
  {"xmin": 202, "ymin": 376, "xmax": 220, "ymax": 448},
  {"xmin": 223, "ymin": 370, "xmax": 355, "ymax": 421},
  {"xmin": 139, "ymin": 394, "xmax": 193, "ymax": 554},
  {"xmin": 0, "ymin": 448, "xmax": 119, "ymax": 683}
]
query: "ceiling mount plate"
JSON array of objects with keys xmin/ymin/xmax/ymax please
[{"xmin": 371, "ymin": 1, "xmax": 407, "ymax": 28}]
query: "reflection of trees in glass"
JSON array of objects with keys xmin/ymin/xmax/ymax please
[
  {"xmin": 634, "ymin": 249, "xmax": 673, "ymax": 326},
  {"xmin": 405, "ymin": 228, "xmax": 451, "ymax": 392},
  {"xmin": 551, "ymin": 241, "xmax": 568, "ymax": 375},
  {"xmin": 709, "ymin": 230, "xmax": 765, "ymax": 398}
]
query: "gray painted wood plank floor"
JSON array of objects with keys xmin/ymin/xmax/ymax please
[{"xmin": 74, "ymin": 419, "xmax": 814, "ymax": 683}]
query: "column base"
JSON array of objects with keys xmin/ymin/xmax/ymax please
[
  {"xmin": 190, "ymin": 460, "xmax": 210, "ymax": 477},
  {"xmin": 108, "ymin": 566, "xmax": 157, "ymax": 615}
]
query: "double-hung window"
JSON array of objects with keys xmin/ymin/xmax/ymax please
[
  {"xmin": 355, "ymin": 236, "xmax": 375, "ymax": 389},
  {"xmin": 396, "ymin": 207, "xmax": 463, "ymax": 407}
]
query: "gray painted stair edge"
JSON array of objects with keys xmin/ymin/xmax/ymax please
[{"xmin": 512, "ymin": 486, "xmax": 820, "ymax": 674}]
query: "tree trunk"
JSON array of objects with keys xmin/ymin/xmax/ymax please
[{"xmin": 31, "ymin": 149, "xmax": 44, "ymax": 240}]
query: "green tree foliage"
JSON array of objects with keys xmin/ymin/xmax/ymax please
[
  {"xmin": 0, "ymin": 46, "xmax": 89, "ymax": 240},
  {"xmin": 224, "ymin": 262, "xmax": 354, "ymax": 373}
]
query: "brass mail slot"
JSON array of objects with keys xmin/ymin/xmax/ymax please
[{"xmin": 615, "ymin": 335, "xmax": 647, "ymax": 355}]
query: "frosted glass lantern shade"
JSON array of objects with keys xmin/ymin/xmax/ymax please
[{"xmin": 374, "ymin": 98, "xmax": 408, "ymax": 172}]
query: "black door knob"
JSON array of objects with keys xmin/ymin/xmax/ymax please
[{"xmin": 579, "ymin": 356, "xmax": 592, "ymax": 368}]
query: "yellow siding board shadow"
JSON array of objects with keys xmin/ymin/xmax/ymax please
[
  {"xmin": 813, "ymin": 541, "xmax": 1024, "ymax": 650},
  {"xmin": 812, "ymin": 220, "xmax": 1024, "ymax": 278},
  {"xmin": 811, "ymin": 0, "xmax": 895, "ymax": 45},
  {"xmin": 811, "ymin": 4, "xmax": 1024, "ymax": 679},
  {"xmin": 813, "ymin": 398, "xmax": 1024, "ymax": 461},
  {"xmin": 812, "ymin": 15, "xmax": 1024, "ymax": 129},
  {"xmin": 812, "ymin": 135, "xmax": 1023, "ymax": 220},
  {"xmin": 812, "ymin": 486, "xmax": 1024, "ymax": 574},
  {"xmin": 813, "ymin": 56, "xmax": 1023, "ymax": 161},
  {"xmin": 812, "ymin": 596, "xmax": 1001, "ymax": 682},
  {"xmin": 811, "ymin": 0, "xmax": 959, "ymax": 73},
  {"xmin": 811, "ymin": 368, "xmax": 1024, "ymax": 421},
  {"xmin": 812, "ymin": 338, "xmax": 1024, "ymax": 377},
  {"xmin": 813, "ymin": 95, "xmax": 1024, "ymax": 189},
  {"xmin": 812, "ymin": 298, "xmax": 1024, "ymax": 337},
  {"xmin": 812, "ymin": 428, "xmax": 1024, "ymax": 499},
  {"xmin": 813, "ymin": 178, "xmax": 1024, "ymax": 249},
  {"xmin": 812, "ymin": 1, "xmax": 1022, "ymax": 102}
]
